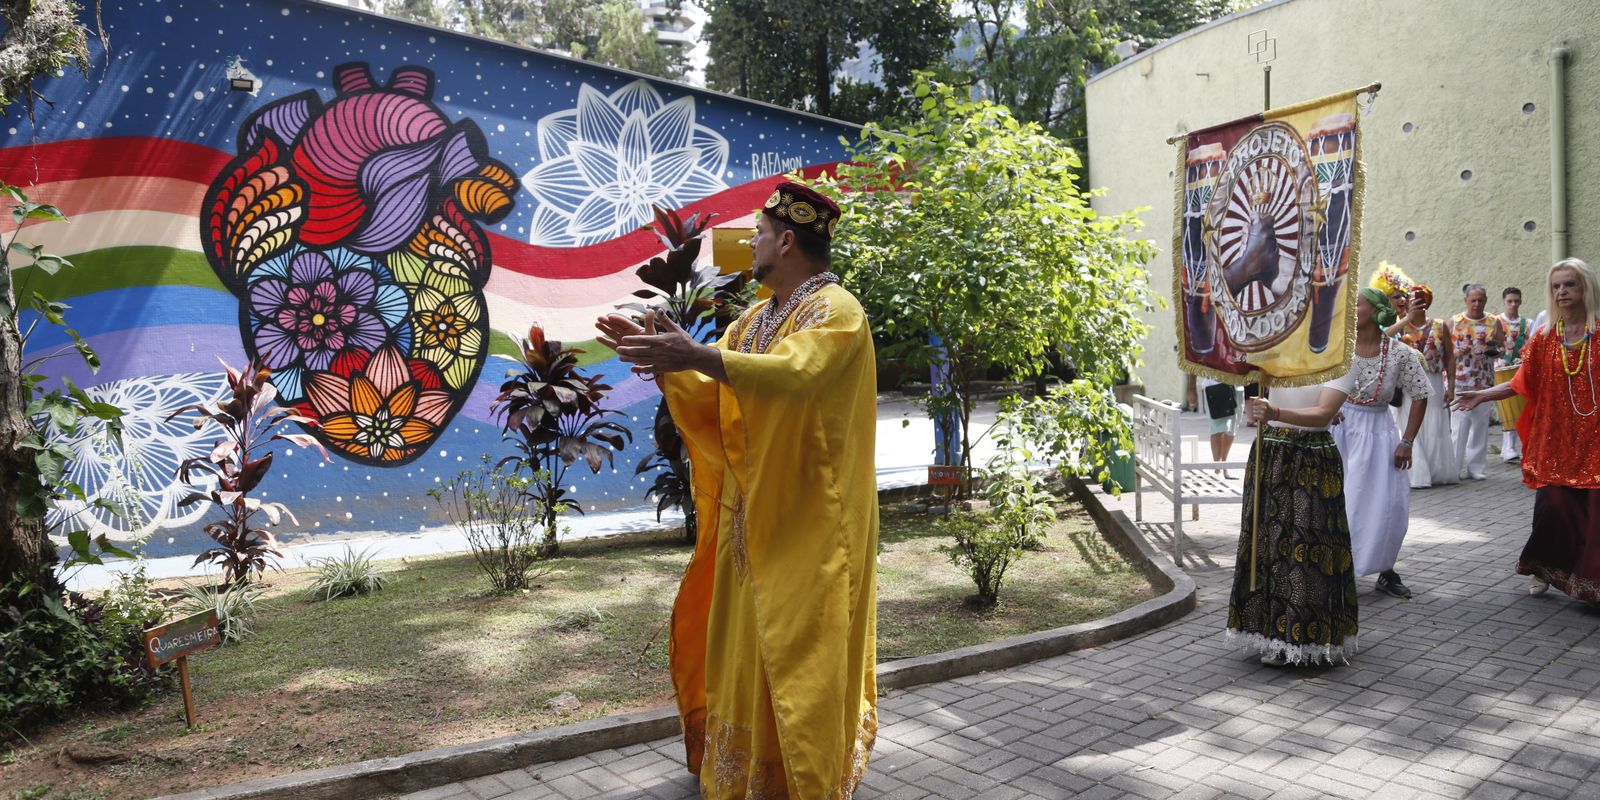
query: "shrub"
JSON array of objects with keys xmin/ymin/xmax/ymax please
[
  {"xmin": 990, "ymin": 381, "xmax": 1132, "ymax": 491},
  {"xmin": 430, "ymin": 460, "xmax": 553, "ymax": 592},
  {"xmin": 983, "ymin": 463, "xmax": 1059, "ymax": 551},
  {"xmin": 493, "ymin": 323, "xmax": 630, "ymax": 557},
  {"xmin": 305, "ymin": 547, "xmax": 388, "ymax": 602},
  {"xmin": 96, "ymin": 560, "xmax": 166, "ymax": 633},
  {"xmin": 172, "ymin": 581, "xmax": 264, "ymax": 644},
  {"xmin": 0, "ymin": 575, "xmax": 162, "ymax": 744},
  {"xmin": 938, "ymin": 511, "xmax": 1030, "ymax": 607}
]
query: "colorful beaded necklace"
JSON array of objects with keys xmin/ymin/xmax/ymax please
[
  {"xmin": 1558, "ymin": 320, "xmax": 1596, "ymax": 417},
  {"xmin": 739, "ymin": 272, "xmax": 838, "ymax": 354}
]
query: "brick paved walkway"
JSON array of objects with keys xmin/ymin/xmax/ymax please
[{"xmin": 403, "ymin": 426, "xmax": 1600, "ymax": 800}]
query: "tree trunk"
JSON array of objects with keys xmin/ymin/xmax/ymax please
[
  {"xmin": 813, "ymin": 32, "xmax": 830, "ymax": 117},
  {"xmin": 0, "ymin": 315, "xmax": 49, "ymax": 585}
]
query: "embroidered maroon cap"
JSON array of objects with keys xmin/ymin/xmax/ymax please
[{"xmin": 761, "ymin": 180, "xmax": 841, "ymax": 239}]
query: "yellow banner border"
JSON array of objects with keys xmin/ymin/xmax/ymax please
[{"xmin": 1170, "ymin": 88, "xmax": 1370, "ymax": 389}]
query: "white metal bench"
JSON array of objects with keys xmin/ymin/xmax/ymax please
[{"xmin": 1130, "ymin": 394, "xmax": 1247, "ymax": 559}]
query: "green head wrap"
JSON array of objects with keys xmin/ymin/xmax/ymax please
[{"xmin": 1359, "ymin": 287, "xmax": 1397, "ymax": 327}]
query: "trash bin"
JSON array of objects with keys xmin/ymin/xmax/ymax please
[{"xmin": 1099, "ymin": 403, "xmax": 1135, "ymax": 494}]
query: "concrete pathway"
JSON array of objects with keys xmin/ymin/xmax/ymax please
[{"xmin": 402, "ymin": 418, "xmax": 1600, "ymax": 800}]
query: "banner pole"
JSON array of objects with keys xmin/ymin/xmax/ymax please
[{"xmin": 1249, "ymin": 377, "xmax": 1271, "ymax": 592}]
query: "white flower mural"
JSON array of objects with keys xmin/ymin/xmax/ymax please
[
  {"xmin": 41, "ymin": 373, "xmax": 229, "ymax": 542},
  {"xmin": 523, "ymin": 80, "xmax": 730, "ymax": 247}
]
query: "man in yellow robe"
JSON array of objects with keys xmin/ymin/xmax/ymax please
[{"xmin": 596, "ymin": 181, "xmax": 878, "ymax": 799}]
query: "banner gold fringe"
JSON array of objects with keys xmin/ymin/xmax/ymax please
[{"xmin": 1170, "ymin": 90, "xmax": 1370, "ymax": 390}]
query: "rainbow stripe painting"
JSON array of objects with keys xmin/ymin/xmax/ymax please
[{"xmin": 4, "ymin": 0, "xmax": 855, "ymax": 556}]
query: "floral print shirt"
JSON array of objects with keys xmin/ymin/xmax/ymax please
[
  {"xmin": 1499, "ymin": 314, "xmax": 1532, "ymax": 365},
  {"xmin": 1452, "ymin": 313, "xmax": 1506, "ymax": 390},
  {"xmin": 1399, "ymin": 319, "xmax": 1448, "ymax": 374}
]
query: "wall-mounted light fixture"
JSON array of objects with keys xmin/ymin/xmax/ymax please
[{"xmin": 227, "ymin": 56, "xmax": 259, "ymax": 95}]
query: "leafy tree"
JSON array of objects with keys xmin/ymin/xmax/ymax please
[
  {"xmin": 701, "ymin": 0, "xmax": 954, "ymax": 121},
  {"xmin": 378, "ymin": 0, "xmax": 686, "ymax": 80},
  {"xmin": 817, "ymin": 77, "xmax": 1156, "ymax": 488},
  {"xmin": 0, "ymin": 1, "xmax": 111, "ymax": 587},
  {"xmin": 590, "ymin": 0, "xmax": 682, "ymax": 78},
  {"xmin": 948, "ymin": 0, "xmax": 1263, "ymax": 143}
]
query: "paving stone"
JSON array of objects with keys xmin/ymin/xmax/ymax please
[{"xmin": 399, "ymin": 445, "xmax": 1600, "ymax": 800}]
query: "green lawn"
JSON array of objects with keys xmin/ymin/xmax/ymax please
[{"xmin": 3, "ymin": 502, "xmax": 1153, "ymax": 800}]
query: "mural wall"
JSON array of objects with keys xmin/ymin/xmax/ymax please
[{"xmin": 3, "ymin": 0, "xmax": 856, "ymax": 557}]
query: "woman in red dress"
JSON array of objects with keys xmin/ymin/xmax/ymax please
[{"xmin": 1457, "ymin": 258, "xmax": 1600, "ymax": 600}]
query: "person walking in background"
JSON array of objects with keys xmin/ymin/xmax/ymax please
[
  {"xmin": 1333, "ymin": 289, "xmax": 1432, "ymax": 599},
  {"xmin": 597, "ymin": 181, "xmax": 880, "ymax": 799},
  {"xmin": 1498, "ymin": 286, "xmax": 1533, "ymax": 462},
  {"xmin": 1398, "ymin": 285, "xmax": 1460, "ymax": 488},
  {"xmin": 1457, "ymin": 259, "xmax": 1600, "ymax": 604},
  {"xmin": 1451, "ymin": 283, "xmax": 1507, "ymax": 480},
  {"xmin": 1384, "ymin": 285, "xmax": 1411, "ymax": 338},
  {"xmin": 1229, "ymin": 375, "xmax": 1359, "ymax": 667},
  {"xmin": 1201, "ymin": 378, "xmax": 1239, "ymax": 475}
]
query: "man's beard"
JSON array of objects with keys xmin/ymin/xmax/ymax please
[{"xmin": 752, "ymin": 261, "xmax": 773, "ymax": 284}]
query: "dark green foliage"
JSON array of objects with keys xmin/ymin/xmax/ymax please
[
  {"xmin": 0, "ymin": 574, "xmax": 164, "ymax": 744},
  {"xmin": 701, "ymin": 0, "xmax": 955, "ymax": 122},
  {"xmin": 947, "ymin": 0, "xmax": 1263, "ymax": 156},
  {"xmin": 378, "ymin": 0, "xmax": 685, "ymax": 79}
]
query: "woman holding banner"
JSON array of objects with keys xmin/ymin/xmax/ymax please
[
  {"xmin": 1398, "ymin": 285, "xmax": 1461, "ymax": 488},
  {"xmin": 1457, "ymin": 258, "xmax": 1600, "ymax": 603},
  {"xmin": 1333, "ymin": 289, "xmax": 1432, "ymax": 599},
  {"xmin": 1231, "ymin": 377, "xmax": 1360, "ymax": 666}
]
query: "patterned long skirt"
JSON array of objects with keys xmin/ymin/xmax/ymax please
[
  {"xmin": 1226, "ymin": 427, "xmax": 1360, "ymax": 664},
  {"xmin": 1517, "ymin": 486, "xmax": 1600, "ymax": 603}
]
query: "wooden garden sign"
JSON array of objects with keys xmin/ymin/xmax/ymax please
[{"xmin": 143, "ymin": 610, "xmax": 220, "ymax": 728}]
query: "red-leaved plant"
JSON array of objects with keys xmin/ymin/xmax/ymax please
[
  {"xmin": 168, "ymin": 357, "xmax": 328, "ymax": 588},
  {"xmin": 618, "ymin": 205, "xmax": 743, "ymax": 543},
  {"xmin": 494, "ymin": 323, "xmax": 630, "ymax": 557}
]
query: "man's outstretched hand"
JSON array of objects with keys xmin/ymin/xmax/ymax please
[
  {"xmin": 594, "ymin": 311, "xmax": 728, "ymax": 383},
  {"xmin": 595, "ymin": 313, "xmax": 646, "ymax": 353}
]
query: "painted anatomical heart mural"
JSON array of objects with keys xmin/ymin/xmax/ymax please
[
  {"xmin": 3, "ymin": 0, "xmax": 856, "ymax": 552},
  {"xmin": 202, "ymin": 63, "xmax": 517, "ymax": 465}
]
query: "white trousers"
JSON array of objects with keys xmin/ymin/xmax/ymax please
[
  {"xmin": 1503, "ymin": 429, "xmax": 1522, "ymax": 461},
  {"xmin": 1451, "ymin": 402, "xmax": 1491, "ymax": 479}
]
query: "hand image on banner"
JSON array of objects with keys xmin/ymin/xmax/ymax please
[{"xmin": 1172, "ymin": 86, "xmax": 1372, "ymax": 387}]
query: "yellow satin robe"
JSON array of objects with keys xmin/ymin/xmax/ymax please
[{"xmin": 659, "ymin": 283, "xmax": 879, "ymax": 799}]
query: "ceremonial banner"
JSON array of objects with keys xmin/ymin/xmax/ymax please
[{"xmin": 1173, "ymin": 88, "xmax": 1368, "ymax": 387}]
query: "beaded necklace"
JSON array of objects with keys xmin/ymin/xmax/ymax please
[
  {"xmin": 1558, "ymin": 320, "xmax": 1597, "ymax": 418},
  {"xmin": 739, "ymin": 272, "xmax": 838, "ymax": 354},
  {"xmin": 1349, "ymin": 335, "xmax": 1391, "ymax": 406}
]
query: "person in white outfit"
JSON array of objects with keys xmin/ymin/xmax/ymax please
[
  {"xmin": 1334, "ymin": 288, "xmax": 1433, "ymax": 598},
  {"xmin": 1396, "ymin": 285, "xmax": 1460, "ymax": 488},
  {"xmin": 1449, "ymin": 283, "xmax": 1506, "ymax": 480}
]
